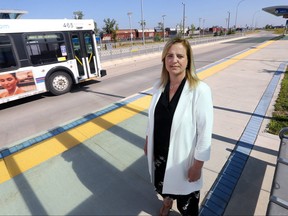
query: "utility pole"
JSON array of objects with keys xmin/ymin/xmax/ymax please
[
  {"xmin": 141, "ymin": 0, "xmax": 145, "ymax": 45},
  {"xmin": 182, "ymin": 2, "xmax": 185, "ymax": 38},
  {"xmin": 199, "ymin": 18, "xmax": 202, "ymax": 36},
  {"xmin": 127, "ymin": 12, "xmax": 133, "ymax": 45},
  {"xmin": 162, "ymin": 15, "xmax": 166, "ymax": 42},
  {"xmin": 202, "ymin": 19, "xmax": 205, "ymax": 36},
  {"xmin": 227, "ymin": 11, "xmax": 230, "ymax": 33}
]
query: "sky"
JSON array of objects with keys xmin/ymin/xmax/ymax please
[{"xmin": 1, "ymin": 0, "xmax": 287, "ymax": 30}]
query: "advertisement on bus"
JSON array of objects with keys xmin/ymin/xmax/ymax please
[{"xmin": 0, "ymin": 71, "xmax": 37, "ymax": 102}]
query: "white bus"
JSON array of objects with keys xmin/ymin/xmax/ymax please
[{"xmin": 0, "ymin": 19, "xmax": 106, "ymax": 104}]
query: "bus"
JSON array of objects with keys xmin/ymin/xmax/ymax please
[{"xmin": 0, "ymin": 19, "xmax": 106, "ymax": 104}]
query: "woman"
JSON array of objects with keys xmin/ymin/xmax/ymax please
[
  {"xmin": 144, "ymin": 37, "xmax": 213, "ymax": 216},
  {"xmin": 0, "ymin": 73, "xmax": 25, "ymax": 98}
]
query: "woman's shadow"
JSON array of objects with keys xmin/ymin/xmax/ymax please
[{"xmin": 61, "ymin": 138, "xmax": 165, "ymax": 215}]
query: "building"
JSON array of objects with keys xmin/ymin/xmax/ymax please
[{"xmin": 0, "ymin": 9, "xmax": 28, "ymax": 19}]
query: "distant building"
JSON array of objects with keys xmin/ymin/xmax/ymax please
[{"xmin": 0, "ymin": 9, "xmax": 28, "ymax": 19}]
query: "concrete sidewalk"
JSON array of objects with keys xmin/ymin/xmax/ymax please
[
  {"xmin": 200, "ymin": 35, "xmax": 288, "ymax": 216},
  {"xmin": 0, "ymin": 35, "xmax": 287, "ymax": 216}
]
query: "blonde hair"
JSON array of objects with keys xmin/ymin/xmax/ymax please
[{"xmin": 160, "ymin": 37, "xmax": 199, "ymax": 89}]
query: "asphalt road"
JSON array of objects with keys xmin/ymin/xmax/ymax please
[{"xmin": 0, "ymin": 31, "xmax": 277, "ymax": 149}]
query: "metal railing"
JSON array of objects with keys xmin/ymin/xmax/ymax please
[
  {"xmin": 266, "ymin": 127, "xmax": 288, "ymax": 215},
  {"xmin": 99, "ymin": 34, "xmax": 245, "ymax": 62}
]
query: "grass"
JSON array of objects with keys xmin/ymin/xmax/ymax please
[{"xmin": 267, "ymin": 67, "xmax": 288, "ymax": 135}]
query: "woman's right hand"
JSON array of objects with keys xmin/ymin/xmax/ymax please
[{"xmin": 144, "ymin": 136, "xmax": 148, "ymax": 156}]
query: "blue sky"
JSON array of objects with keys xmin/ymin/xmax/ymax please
[{"xmin": 1, "ymin": 0, "xmax": 287, "ymax": 29}]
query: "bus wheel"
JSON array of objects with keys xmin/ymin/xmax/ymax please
[{"xmin": 48, "ymin": 71, "xmax": 72, "ymax": 95}]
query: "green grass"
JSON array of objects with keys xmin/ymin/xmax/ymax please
[{"xmin": 267, "ymin": 68, "xmax": 288, "ymax": 135}]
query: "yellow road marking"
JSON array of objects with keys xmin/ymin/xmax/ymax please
[
  {"xmin": 197, "ymin": 40, "xmax": 275, "ymax": 80},
  {"xmin": 0, "ymin": 96, "xmax": 151, "ymax": 184},
  {"xmin": 0, "ymin": 160, "xmax": 10, "ymax": 183}
]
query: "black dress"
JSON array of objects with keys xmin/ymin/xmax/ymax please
[{"xmin": 153, "ymin": 78, "xmax": 186, "ymax": 196}]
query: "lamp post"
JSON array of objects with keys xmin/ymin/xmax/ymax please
[
  {"xmin": 235, "ymin": 0, "xmax": 245, "ymax": 30},
  {"xmin": 127, "ymin": 12, "xmax": 133, "ymax": 45},
  {"xmin": 162, "ymin": 15, "xmax": 166, "ymax": 42},
  {"xmin": 182, "ymin": 2, "xmax": 185, "ymax": 38},
  {"xmin": 251, "ymin": 10, "xmax": 260, "ymax": 30},
  {"xmin": 140, "ymin": 0, "xmax": 145, "ymax": 45}
]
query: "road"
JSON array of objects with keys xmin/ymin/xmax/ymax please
[{"xmin": 0, "ymin": 32, "xmax": 277, "ymax": 149}]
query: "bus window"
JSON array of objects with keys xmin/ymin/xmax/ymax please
[
  {"xmin": 0, "ymin": 35, "xmax": 17, "ymax": 70},
  {"xmin": 25, "ymin": 33, "xmax": 66, "ymax": 65},
  {"xmin": 84, "ymin": 33, "xmax": 96, "ymax": 74},
  {"xmin": 71, "ymin": 34, "xmax": 84, "ymax": 76},
  {"xmin": 71, "ymin": 32, "xmax": 97, "ymax": 77}
]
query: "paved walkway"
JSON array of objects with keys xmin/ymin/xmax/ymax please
[{"xmin": 0, "ymin": 35, "xmax": 287, "ymax": 215}]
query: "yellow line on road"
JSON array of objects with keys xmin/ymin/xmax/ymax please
[{"xmin": 197, "ymin": 40, "xmax": 275, "ymax": 80}]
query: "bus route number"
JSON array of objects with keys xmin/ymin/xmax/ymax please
[{"xmin": 63, "ymin": 23, "xmax": 74, "ymax": 28}]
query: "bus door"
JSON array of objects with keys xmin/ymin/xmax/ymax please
[{"xmin": 71, "ymin": 31, "xmax": 99, "ymax": 79}]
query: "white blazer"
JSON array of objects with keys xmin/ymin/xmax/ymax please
[{"xmin": 146, "ymin": 80, "xmax": 213, "ymax": 194}]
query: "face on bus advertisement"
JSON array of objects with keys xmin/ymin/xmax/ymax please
[{"xmin": 0, "ymin": 71, "xmax": 36, "ymax": 98}]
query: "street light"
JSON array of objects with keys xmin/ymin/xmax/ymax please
[
  {"xmin": 182, "ymin": 2, "xmax": 185, "ymax": 38},
  {"xmin": 251, "ymin": 10, "xmax": 260, "ymax": 30},
  {"xmin": 140, "ymin": 0, "xmax": 145, "ymax": 45},
  {"xmin": 235, "ymin": 0, "xmax": 245, "ymax": 30},
  {"xmin": 162, "ymin": 15, "xmax": 166, "ymax": 42},
  {"xmin": 127, "ymin": 12, "xmax": 133, "ymax": 45}
]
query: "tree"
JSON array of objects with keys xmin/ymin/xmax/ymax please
[
  {"xmin": 177, "ymin": 22, "xmax": 183, "ymax": 35},
  {"xmin": 102, "ymin": 18, "xmax": 118, "ymax": 34},
  {"xmin": 102, "ymin": 18, "xmax": 119, "ymax": 41},
  {"xmin": 158, "ymin": 22, "xmax": 164, "ymax": 30},
  {"xmin": 94, "ymin": 21, "xmax": 100, "ymax": 35},
  {"xmin": 189, "ymin": 24, "xmax": 196, "ymax": 36},
  {"xmin": 265, "ymin": 24, "xmax": 273, "ymax": 29},
  {"xmin": 139, "ymin": 20, "xmax": 146, "ymax": 29},
  {"xmin": 73, "ymin": 11, "xmax": 84, "ymax": 19}
]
